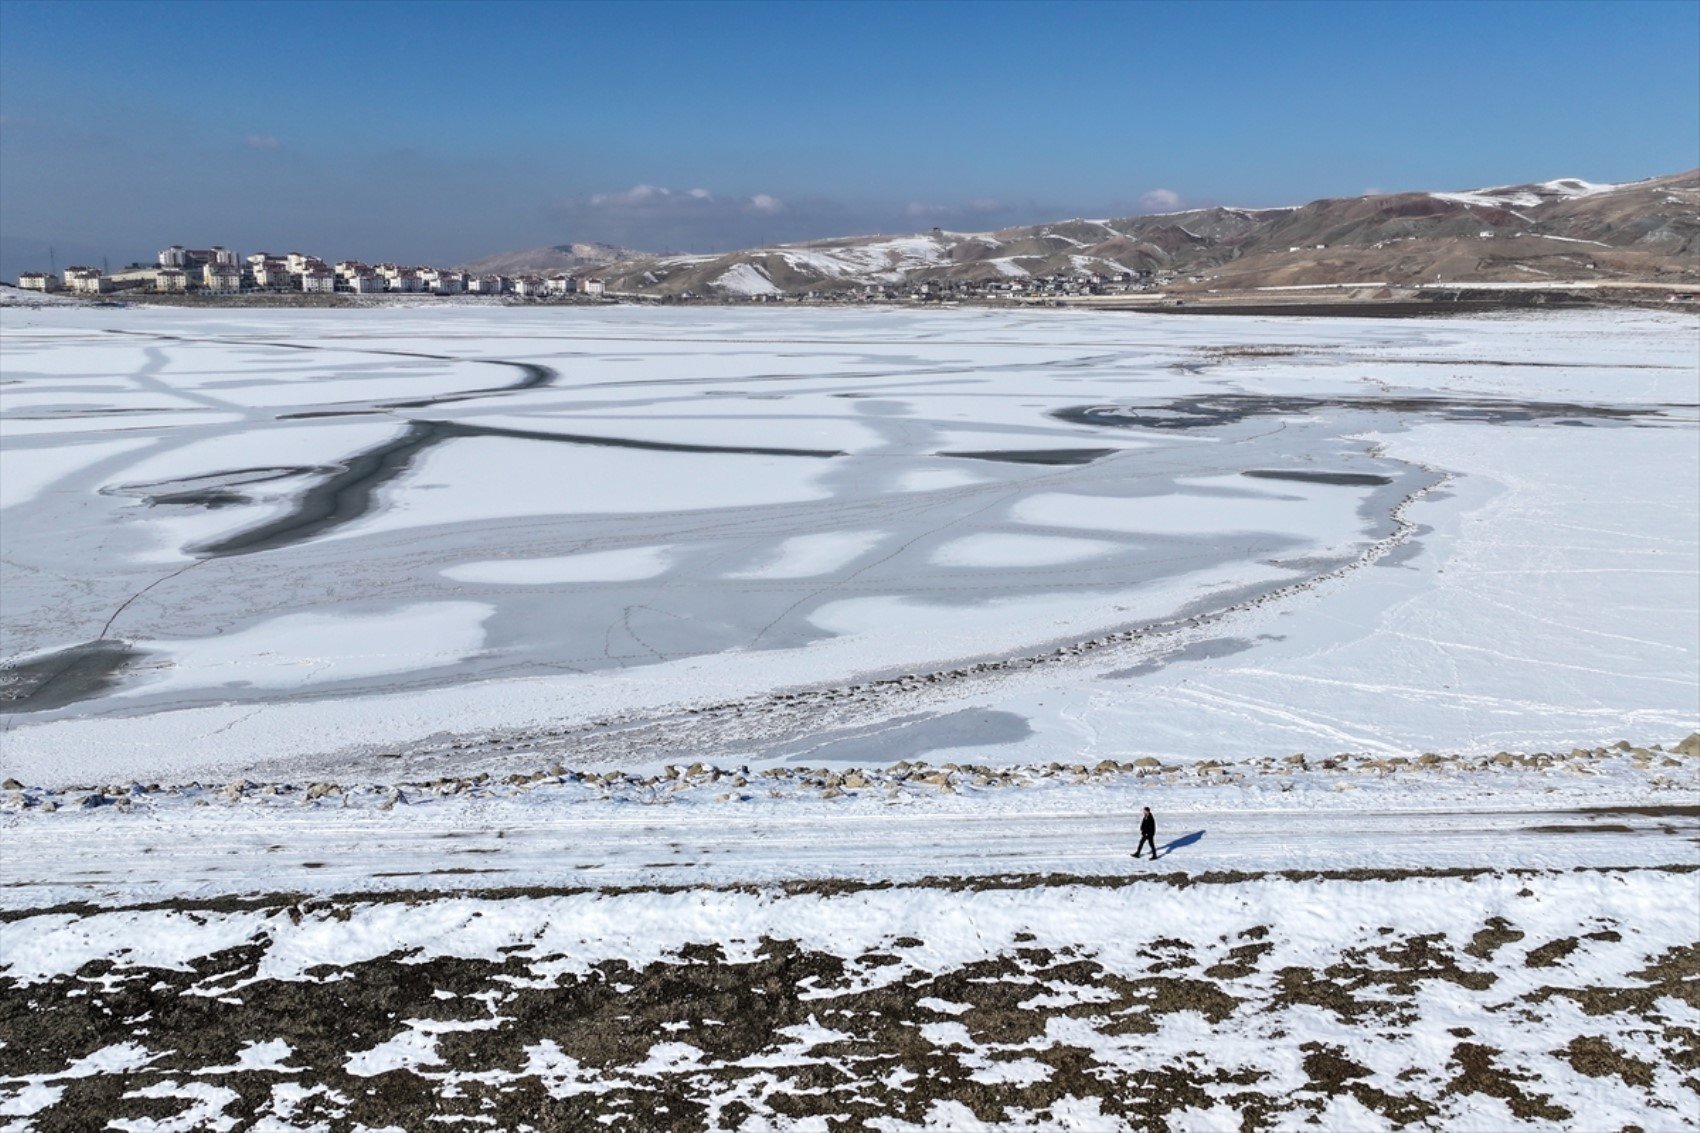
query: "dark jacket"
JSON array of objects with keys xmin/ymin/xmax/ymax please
[{"xmin": 1140, "ymin": 814, "xmax": 1156, "ymax": 839}]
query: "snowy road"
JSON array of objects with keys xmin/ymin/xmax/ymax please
[{"xmin": 6, "ymin": 795, "xmax": 1693, "ymax": 910}]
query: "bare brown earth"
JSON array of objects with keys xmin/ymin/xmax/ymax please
[{"xmin": 3, "ymin": 868, "xmax": 1696, "ymax": 1130}]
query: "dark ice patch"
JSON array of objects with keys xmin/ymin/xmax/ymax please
[
  {"xmin": 1054, "ymin": 394, "xmax": 1652, "ymax": 432},
  {"xmin": 941, "ymin": 448, "xmax": 1120, "ymax": 466},
  {"xmin": 780, "ymin": 708, "xmax": 1034, "ymax": 764},
  {"xmin": 7, "ymin": 406, "xmax": 185, "ymax": 420},
  {"xmin": 104, "ymin": 467, "xmax": 320, "ymax": 511},
  {"xmin": 1377, "ymin": 525, "xmax": 1434, "ymax": 569},
  {"xmin": 195, "ymin": 422, "xmax": 842, "ymax": 557},
  {"xmin": 381, "ymin": 360, "xmax": 560, "ymax": 410},
  {"xmin": 0, "ymin": 640, "xmax": 143, "ymax": 714},
  {"xmin": 1243, "ymin": 470, "xmax": 1393, "ymax": 487},
  {"xmin": 1102, "ymin": 637, "xmax": 1262, "ymax": 679}
]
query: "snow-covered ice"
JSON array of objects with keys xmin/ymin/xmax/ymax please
[
  {"xmin": 443, "ymin": 546, "xmax": 673, "ymax": 585},
  {"xmin": 117, "ymin": 602, "xmax": 492, "ymax": 698},
  {"xmin": 0, "ymin": 305, "xmax": 1695, "ymax": 788}
]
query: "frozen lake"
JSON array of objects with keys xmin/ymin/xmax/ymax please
[{"xmin": 0, "ymin": 305, "xmax": 1695, "ymax": 785}]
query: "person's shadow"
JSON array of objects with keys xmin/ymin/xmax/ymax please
[{"xmin": 1158, "ymin": 830, "xmax": 1205, "ymax": 858}]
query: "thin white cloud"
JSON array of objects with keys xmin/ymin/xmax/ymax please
[
  {"xmin": 1138, "ymin": 188, "xmax": 1182, "ymax": 211},
  {"xmin": 590, "ymin": 184, "xmax": 672, "ymax": 206},
  {"xmin": 245, "ymin": 133, "xmax": 281, "ymax": 151},
  {"xmin": 546, "ymin": 185, "xmax": 1139, "ymax": 252},
  {"xmin": 551, "ymin": 185, "xmax": 814, "ymax": 251},
  {"xmin": 905, "ymin": 197, "xmax": 1005, "ymax": 221},
  {"xmin": 584, "ymin": 185, "xmax": 783, "ymax": 215}
]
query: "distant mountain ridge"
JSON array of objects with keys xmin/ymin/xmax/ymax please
[
  {"xmin": 468, "ymin": 170, "xmax": 1699, "ymax": 297},
  {"xmin": 458, "ymin": 241, "xmax": 648, "ymax": 276}
]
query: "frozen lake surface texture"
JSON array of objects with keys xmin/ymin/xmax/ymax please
[{"xmin": 0, "ymin": 305, "xmax": 1695, "ymax": 786}]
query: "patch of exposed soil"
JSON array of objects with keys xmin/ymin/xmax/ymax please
[
  {"xmin": 1561, "ymin": 1035, "xmax": 1657, "ymax": 1088},
  {"xmin": 1443, "ymin": 1042, "xmax": 1572, "ymax": 1122},
  {"xmin": 1466, "ymin": 916, "xmax": 1526, "ymax": 960},
  {"xmin": 3, "ymin": 877, "xmax": 1694, "ymax": 1129}
]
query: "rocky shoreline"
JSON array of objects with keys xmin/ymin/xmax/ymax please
[{"xmin": 6, "ymin": 734, "xmax": 1694, "ymax": 816}]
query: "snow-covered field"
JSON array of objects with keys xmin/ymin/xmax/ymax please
[
  {"xmin": 2, "ymin": 305, "xmax": 1697, "ymax": 1130},
  {"xmin": 3, "ymin": 853, "xmax": 1696, "ymax": 1130}
]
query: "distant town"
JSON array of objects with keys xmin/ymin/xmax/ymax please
[
  {"xmin": 13, "ymin": 242, "xmax": 1180, "ymax": 305},
  {"xmin": 17, "ymin": 245, "xmax": 613, "ymax": 301}
]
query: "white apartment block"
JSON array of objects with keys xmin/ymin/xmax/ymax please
[
  {"xmin": 390, "ymin": 272, "xmax": 424, "ymax": 293},
  {"xmin": 18, "ymin": 272, "xmax": 58, "ymax": 292},
  {"xmin": 467, "ymin": 275, "xmax": 504, "ymax": 294},
  {"xmin": 160, "ymin": 246, "xmax": 237, "ymax": 270},
  {"xmin": 350, "ymin": 273, "xmax": 387, "ymax": 294},
  {"xmin": 155, "ymin": 268, "xmax": 189, "ymax": 292},
  {"xmin": 302, "ymin": 270, "xmax": 336, "ymax": 293},
  {"xmin": 67, "ymin": 270, "xmax": 111, "ymax": 294},
  {"xmin": 104, "ymin": 266, "xmax": 163, "ymax": 290},
  {"xmin": 545, "ymin": 275, "xmax": 576, "ymax": 296},
  {"xmin": 581, "ymin": 277, "xmax": 607, "ymax": 296},
  {"xmin": 254, "ymin": 262, "xmax": 293, "ymax": 289},
  {"xmin": 187, "ymin": 247, "xmax": 235, "ymax": 268},
  {"xmin": 202, "ymin": 263, "xmax": 242, "ymax": 291}
]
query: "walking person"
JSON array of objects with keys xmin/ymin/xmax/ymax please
[{"xmin": 1135, "ymin": 806, "xmax": 1158, "ymax": 861}]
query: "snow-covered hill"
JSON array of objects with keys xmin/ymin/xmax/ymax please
[{"xmin": 468, "ymin": 169, "xmax": 1699, "ymax": 297}]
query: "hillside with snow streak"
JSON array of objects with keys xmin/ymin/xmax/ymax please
[{"xmin": 470, "ymin": 169, "xmax": 1700, "ymax": 297}]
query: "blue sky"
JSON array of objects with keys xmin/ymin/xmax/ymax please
[{"xmin": 2, "ymin": 0, "xmax": 1696, "ymax": 272}]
